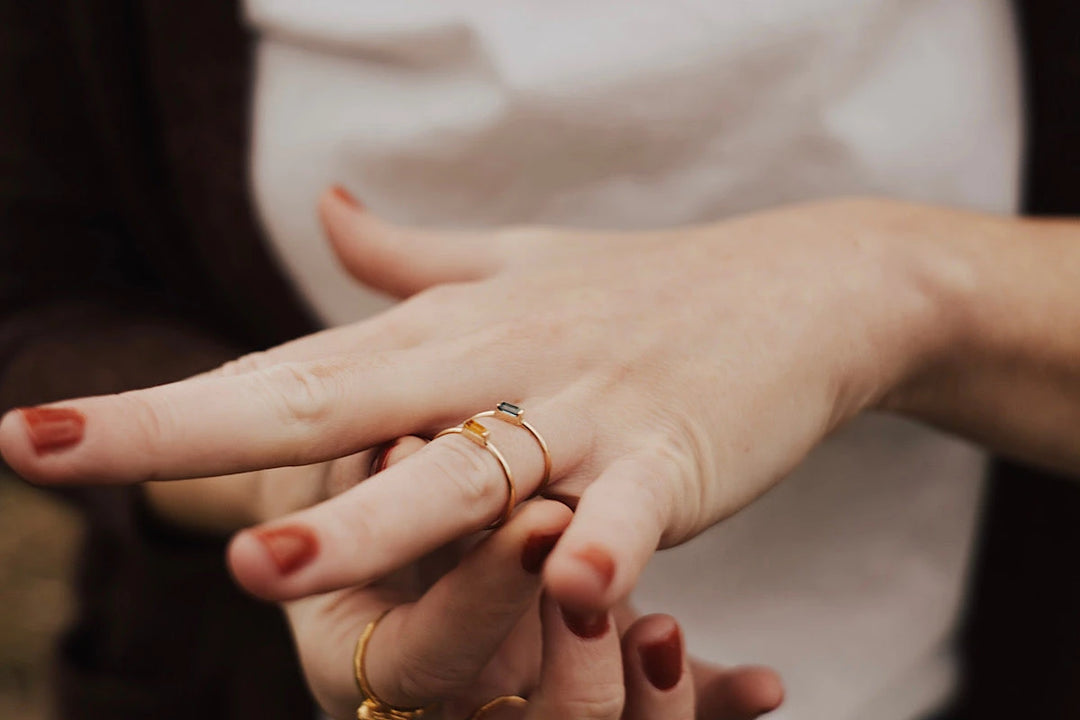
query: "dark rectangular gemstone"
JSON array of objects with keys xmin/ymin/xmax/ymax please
[{"xmin": 497, "ymin": 401, "xmax": 521, "ymax": 416}]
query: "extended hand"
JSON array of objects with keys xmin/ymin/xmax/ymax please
[{"xmin": 0, "ymin": 194, "xmax": 939, "ymax": 616}]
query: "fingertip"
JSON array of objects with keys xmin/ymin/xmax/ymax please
[
  {"xmin": 706, "ymin": 666, "xmax": 785, "ymax": 717},
  {"xmin": 741, "ymin": 667, "xmax": 785, "ymax": 713},
  {"xmin": 0, "ymin": 407, "xmax": 78, "ymax": 485},
  {"xmin": 626, "ymin": 614, "xmax": 684, "ymax": 692},
  {"xmin": 319, "ymin": 184, "xmax": 362, "ymax": 217},
  {"xmin": 544, "ymin": 539, "xmax": 622, "ymax": 612},
  {"xmin": 330, "ymin": 184, "xmax": 363, "ymax": 211},
  {"xmin": 621, "ymin": 613, "xmax": 681, "ymax": 649},
  {"xmin": 0, "ymin": 409, "xmax": 31, "ymax": 477},
  {"xmin": 226, "ymin": 529, "xmax": 300, "ymax": 602}
]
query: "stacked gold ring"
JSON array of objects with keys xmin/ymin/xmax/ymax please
[
  {"xmin": 468, "ymin": 694, "xmax": 528, "ymax": 719},
  {"xmin": 435, "ymin": 418, "xmax": 516, "ymax": 529},
  {"xmin": 469, "ymin": 401, "xmax": 551, "ymax": 490},
  {"xmin": 354, "ymin": 611, "xmax": 429, "ymax": 719}
]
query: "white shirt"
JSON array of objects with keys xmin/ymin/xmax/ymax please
[{"xmin": 245, "ymin": 2, "xmax": 1023, "ymax": 718}]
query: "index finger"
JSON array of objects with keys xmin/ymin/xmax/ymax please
[{"xmin": 0, "ymin": 343, "xmax": 513, "ymax": 485}]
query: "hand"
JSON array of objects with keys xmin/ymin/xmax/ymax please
[
  {"xmin": 0, "ymin": 194, "xmax": 944, "ymax": 614},
  {"xmin": 483, "ymin": 598, "xmax": 773, "ymax": 720},
  {"xmin": 284, "ymin": 436, "xmax": 782, "ymax": 720}
]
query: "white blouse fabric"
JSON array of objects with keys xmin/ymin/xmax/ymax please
[{"xmin": 245, "ymin": 2, "xmax": 1022, "ymax": 719}]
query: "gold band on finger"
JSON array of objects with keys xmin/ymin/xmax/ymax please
[
  {"xmin": 354, "ymin": 610, "xmax": 428, "ymax": 720},
  {"xmin": 469, "ymin": 695, "xmax": 528, "ymax": 720},
  {"xmin": 435, "ymin": 419, "xmax": 516, "ymax": 529},
  {"xmin": 471, "ymin": 402, "xmax": 551, "ymax": 491}
]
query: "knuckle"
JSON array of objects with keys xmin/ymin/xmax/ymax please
[
  {"xmin": 555, "ymin": 681, "xmax": 624, "ymax": 720},
  {"xmin": 393, "ymin": 649, "xmax": 469, "ymax": 702},
  {"xmin": 256, "ymin": 362, "xmax": 336, "ymax": 426},
  {"xmin": 117, "ymin": 392, "xmax": 175, "ymax": 471},
  {"xmin": 638, "ymin": 422, "xmax": 712, "ymax": 543},
  {"xmin": 216, "ymin": 350, "xmax": 274, "ymax": 377},
  {"xmin": 428, "ymin": 440, "xmax": 501, "ymax": 518}
]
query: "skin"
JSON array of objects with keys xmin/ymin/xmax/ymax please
[
  {"xmin": 2, "ymin": 193, "xmax": 1078, "ymax": 711},
  {"xmin": 282, "ymin": 436, "xmax": 781, "ymax": 719}
]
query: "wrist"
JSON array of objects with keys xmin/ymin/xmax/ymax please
[{"xmin": 869, "ymin": 201, "xmax": 997, "ymax": 417}]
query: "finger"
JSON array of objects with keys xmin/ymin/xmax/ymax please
[
  {"xmin": 283, "ymin": 588, "xmax": 396, "ymax": 720},
  {"xmin": 364, "ymin": 500, "xmax": 573, "ymax": 709},
  {"xmin": 543, "ymin": 453, "xmax": 669, "ymax": 612},
  {"xmin": 524, "ymin": 594, "xmax": 623, "ymax": 720},
  {"xmin": 0, "ymin": 342, "xmax": 569, "ymax": 485},
  {"xmin": 279, "ymin": 433, "xmax": 476, "ymax": 720},
  {"xmin": 621, "ymin": 615, "xmax": 695, "ymax": 720},
  {"xmin": 320, "ymin": 186, "xmax": 506, "ymax": 298},
  {"xmin": 227, "ymin": 404, "xmax": 585, "ymax": 601},
  {"xmin": 691, "ymin": 661, "xmax": 784, "ymax": 720}
]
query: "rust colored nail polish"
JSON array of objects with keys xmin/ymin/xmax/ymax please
[
  {"xmin": 331, "ymin": 184, "xmax": 362, "ymax": 210},
  {"xmin": 18, "ymin": 407, "xmax": 86, "ymax": 455},
  {"xmin": 574, "ymin": 545, "xmax": 615, "ymax": 590},
  {"xmin": 369, "ymin": 439, "xmax": 400, "ymax": 476},
  {"xmin": 639, "ymin": 624, "xmax": 683, "ymax": 691},
  {"xmin": 560, "ymin": 605, "xmax": 610, "ymax": 639},
  {"xmin": 521, "ymin": 531, "xmax": 562, "ymax": 574},
  {"xmin": 253, "ymin": 526, "xmax": 318, "ymax": 575}
]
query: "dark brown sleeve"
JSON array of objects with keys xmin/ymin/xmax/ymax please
[
  {"xmin": 0, "ymin": 2, "xmax": 315, "ymax": 718},
  {"xmin": 944, "ymin": 3, "xmax": 1080, "ymax": 719}
]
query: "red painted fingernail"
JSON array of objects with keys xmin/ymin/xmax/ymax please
[
  {"xmin": 574, "ymin": 545, "xmax": 615, "ymax": 590},
  {"xmin": 18, "ymin": 407, "xmax": 86, "ymax": 455},
  {"xmin": 521, "ymin": 531, "xmax": 562, "ymax": 574},
  {"xmin": 369, "ymin": 439, "xmax": 400, "ymax": 476},
  {"xmin": 252, "ymin": 526, "xmax": 318, "ymax": 575},
  {"xmin": 560, "ymin": 605, "xmax": 610, "ymax": 639},
  {"xmin": 639, "ymin": 623, "xmax": 683, "ymax": 691},
  {"xmin": 331, "ymin": 184, "xmax": 362, "ymax": 210}
]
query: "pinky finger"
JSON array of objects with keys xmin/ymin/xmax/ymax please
[
  {"xmin": 692, "ymin": 661, "xmax": 784, "ymax": 720},
  {"xmin": 544, "ymin": 454, "xmax": 669, "ymax": 613}
]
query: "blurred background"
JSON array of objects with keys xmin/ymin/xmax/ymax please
[{"xmin": 0, "ymin": 473, "xmax": 80, "ymax": 720}]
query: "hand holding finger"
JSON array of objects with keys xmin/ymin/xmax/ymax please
[
  {"xmin": 520, "ymin": 593, "xmax": 625, "ymax": 720},
  {"xmin": 287, "ymin": 490, "xmax": 571, "ymax": 718},
  {"xmin": 227, "ymin": 405, "xmax": 570, "ymax": 602}
]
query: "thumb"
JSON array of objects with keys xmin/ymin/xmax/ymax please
[{"xmin": 319, "ymin": 185, "xmax": 506, "ymax": 298}]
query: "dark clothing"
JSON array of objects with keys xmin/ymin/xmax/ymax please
[
  {"xmin": 1, "ymin": 1, "xmax": 315, "ymax": 718},
  {"xmin": 946, "ymin": 4, "xmax": 1080, "ymax": 718},
  {"xmin": 0, "ymin": 1, "xmax": 1077, "ymax": 718}
]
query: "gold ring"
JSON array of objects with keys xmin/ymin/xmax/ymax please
[
  {"xmin": 435, "ymin": 419, "xmax": 516, "ymax": 529},
  {"xmin": 354, "ymin": 610, "xmax": 428, "ymax": 719},
  {"xmin": 469, "ymin": 695, "xmax": 528, "ymax": 719},
  {"xmin": 470, "ymin": 402, "xmax": 551, "ymax": 491}
]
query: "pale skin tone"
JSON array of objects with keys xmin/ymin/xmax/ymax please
[
  {"xmin": 283, "ymin": 435, "xmax": 781, "ymax": 719},
  {"xmin": 2, "ymin": 193, "xmax": 1078, "ymax": 716}
]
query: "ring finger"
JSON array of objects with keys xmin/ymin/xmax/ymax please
[{"xmin": 229, "ymin": 400, "xmax": 585, "ymax": 601}]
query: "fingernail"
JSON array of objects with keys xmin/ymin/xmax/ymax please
[
  {"xmin": 18, "ymin": 407, "xmax": 86, "ymax": 455},
  {"xmin": 521, "ymin": 531, "xmax": 562, "ymax": 574},
  {"xmin": 252, "ymin": 526, "xmax": 318, "ymax": 575},
  {"xmin": 573, "ymin": 545, "xmax": 615, "ymax": 590},
  {"xmin": 369, "ymin": 439, "xmax": 400, "ymax": 476},
  {"xmin": 331, "ymin": 184, "xmax": 362, "ymax": 210},
  {"xmin": 560, "ymin": 605, "xmax": 610, "ymax": 639},
  {"xmin": 639, "ymin": 624, "xmax": 683, "ymax": 691}
]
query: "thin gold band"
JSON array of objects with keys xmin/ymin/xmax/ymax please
[
  {"xmin": 468, "ymin": 694, "xmax": 528, "ymax": 719},
  {"xmin": 354, "ymin": 610, "xmax": 427, "ymax": 719},
  {"xmin": 470, "ymin": 402, "xmax": 551, "ymax": 491},
  {"xmin": 434, "ymin": 419, "xmax": 517, "ymax": 529}
]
